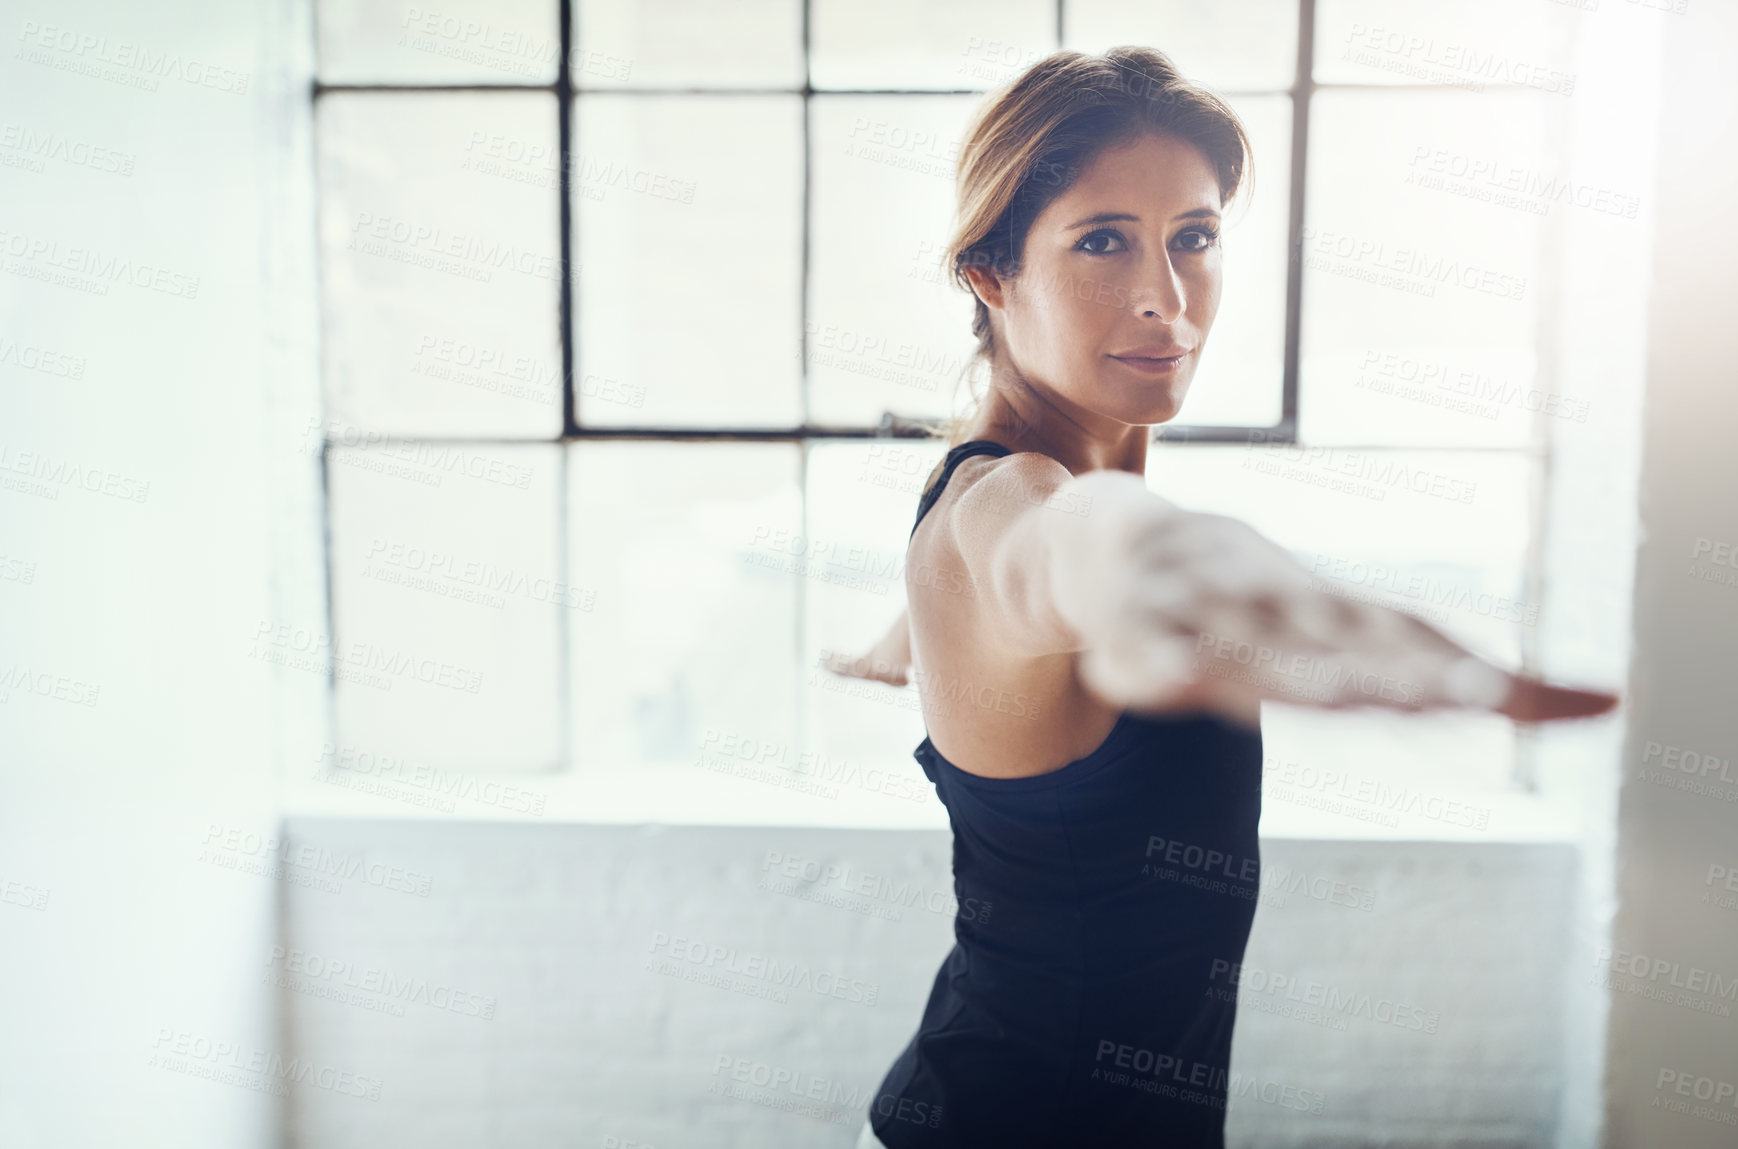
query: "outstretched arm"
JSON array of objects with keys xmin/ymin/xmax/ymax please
[
  {"xmin": 821, "ymin": 605, "xmax": 912, "ymax": 686},
  {"xmin": 945, "ymin": 458, "xmax": 1620, "ymax": 726}
]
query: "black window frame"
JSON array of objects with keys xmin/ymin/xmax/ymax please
[{"xmin": 312, "ymin": 0, "xmax": 1564, "ymax": 791}]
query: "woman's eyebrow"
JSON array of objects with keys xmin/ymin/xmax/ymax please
[{"xmin": 1064, "ymin": 207, "xmax": 1221, "ymax": 229}]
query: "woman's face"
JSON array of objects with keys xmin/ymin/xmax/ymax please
[{"xmin": 972, "ymin": 131, "xmax": 1225, "ymax": 427}]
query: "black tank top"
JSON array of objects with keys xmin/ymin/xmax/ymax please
[{"xmin": 868, "ymin": 439, "xmax": 1265, "ymax": 1148}]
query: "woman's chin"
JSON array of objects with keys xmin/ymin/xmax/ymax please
[
  {"xmin": 1128, "ymin": 389, "xmax": 1188, "ymax": 426},
  {"xmin": 1100, "ymin": 373, "xmax": 1190, "ymax": 426},
  {"xmin": 1148, "ymin": 397, "xmax": 1186, "ymax": 424},
  {"xmin": 1075, "ymin": 372, "xmax": 1191, "ymax": 427}
]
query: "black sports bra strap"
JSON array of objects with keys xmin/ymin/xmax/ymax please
[{"xmin": 910, "ymin": 440, "xmax": 1013, "ymax": 540}]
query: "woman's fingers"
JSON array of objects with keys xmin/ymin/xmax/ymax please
[
  {"xmin": 822, "ymin": 649, "xmax": 909, "ymax": 686},
  {"xmin": 1493, "ymin": 675, "xmax": 1621, "ymax": 723},
  {"xmin": 1292, "ymin": 605, "xmax": 1621, "ymax": 720}
]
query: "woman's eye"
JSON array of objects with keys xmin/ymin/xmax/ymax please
[
  {"xmin": 1077, "ymin": 230, "xmax": 1127, "ymax": 255},
  {"xmin": 1176, "ymin": 227, "xmax": 1221, "ymax": 253}
]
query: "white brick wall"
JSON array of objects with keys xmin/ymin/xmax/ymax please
[{"xmin": 280, "ymin": 820, "xmax": 1577, "ymax": 1148}]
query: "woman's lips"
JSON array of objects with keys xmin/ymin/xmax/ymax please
[{"xmin": 1110, "ymin": 352, "xmax": 1187, "ymax": 375}]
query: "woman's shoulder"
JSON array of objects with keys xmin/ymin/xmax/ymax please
[
  {"xmin": 924, "ymin": 438, "xmax": 1063, "ymax": 500},
  {"xmin": 928, "ymin": 447, "xmax": 1072, "ymax": 534}
]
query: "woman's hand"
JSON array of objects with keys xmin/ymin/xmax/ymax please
[
  {"xmin": 1058, "ymin": 505, "xmax": 1620, "ymax": 725},
  {"xmin": 822, "ymin": 606, "xmax": 912, "ymax": 687}
]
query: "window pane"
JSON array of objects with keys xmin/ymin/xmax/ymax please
[
  {"xmin": 1175, "ymin": 94, "xmax": 1289, "ymax": 429},
  {"xmin": 572, "ymin": 94, "xmax": 803, "ymax": 428},
  {"xmin": 317, "ymin": 0, "xmax": 560, "ymax": 84},
  {"xmin": 327, "ymin": 442, "xmax": 563, "ymax": 773},
  {"xmin": 801, "ymin": 441, "xmax": 940, "ymax": 817},
  {"xmin": 1143, "ymin": 444, "xmax": 1535, "ymax": 794},
  {"xmin": 317, "ymin": 92, "xmax": 563, "ymax": 438},
  {"xmin": 1299, "ymin": 88, "xmax": 1556, "ymax": 446},
  {"xmin": 1258, "ymin": 706, "xmax": 1518, "ymax": 837},
  {"xmin": 568, "ymin": 442, "xmax": 801, "ymax": 778},
  {"xmin": 811, "ymin": 0, "xmax": 1055, "ymax": 91},
  {"xmin": 1066, "ymin": 0, "xmax": 1298, "ymax": 92},
  {"xmin": 808, "ymin": 94, "xmax": 983, "ymax": 428},
  {"xmin": 1315, "ymin": 0, "xmax": 1578, "ymax": 90},
  {"xmin": 573, "ymin": 0, "xmax": 804, "ymax": 89}
]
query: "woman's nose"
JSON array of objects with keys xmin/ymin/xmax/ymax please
[{"xmin": 1130, "ymin": 256, "xmax": 1186, "ymax": 321}]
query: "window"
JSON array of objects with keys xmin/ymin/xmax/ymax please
[
  {"xmin": 306, "ymin": 0, "xmax": 1589, "ymax": 830},
  {"xmin": 1156, "ymin": 0, "xmax": 1587, "ymax": 836}
]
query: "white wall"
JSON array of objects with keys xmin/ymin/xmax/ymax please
[
  {"xmin": 1542, "ymin": 8, "xmax": 1664, "ymax": 1148},
  {"xmin": 277, "ymin": 820, "xmax": 1581, "ymax": 1149},
  {"xmin": 0, "ymin": 1, "xmax": 322, "ymax": 1145},
  {"xmin": 1601, "ymin": 1, "xmax": 1738, "ymax": 1145}
]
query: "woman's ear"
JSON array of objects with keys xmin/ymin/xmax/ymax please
[{"xmin": 962, "ymin": 263, "xmax": 1007, "ymax": 311}]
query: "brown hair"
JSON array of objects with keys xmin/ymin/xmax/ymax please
[{"xmin": 927, "ymin": 46, "xmax": 1255, "ymax": 447}]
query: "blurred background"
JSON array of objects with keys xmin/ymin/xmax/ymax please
[{"xmin": 1, "ymin": 0, "xmax": 1734, "ymax": 1145}]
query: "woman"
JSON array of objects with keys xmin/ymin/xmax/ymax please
[{"xmin": 828, "ymin": 47, "xmax": 1618, "ymax": 1149}]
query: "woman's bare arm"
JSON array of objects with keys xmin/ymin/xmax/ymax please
[
  {"xmin": 937, "ymin": 457, "xmax": 1620, "ymax": 725},
  {"xmin": 821, "ymin": 605, "xmax": 912, "ymax": 686}
]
